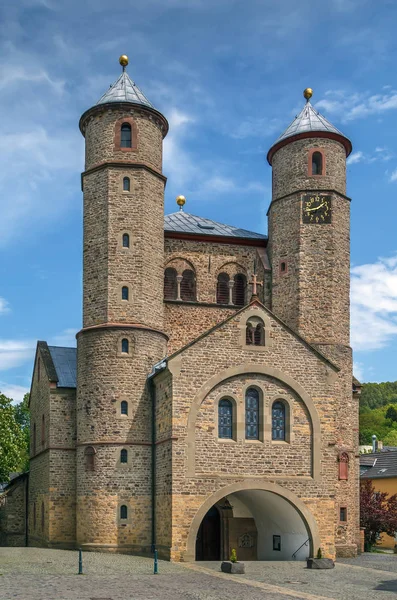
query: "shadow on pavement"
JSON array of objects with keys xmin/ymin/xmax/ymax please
[{"xmin": 375, "ymin": 579, "xmax": 397, "ymax": 592}]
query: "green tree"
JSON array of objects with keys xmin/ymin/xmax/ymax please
[
  {"xmin": 386, "ymin": 405, "xmax": 397, "ymax": 423},
  {"xmin": 13, "ymin": 393, "xmax": 30, "ymax": 472},
  {"xmin": 383, "ymin": 430, "xmax": 397, "ymax": 446},
  {"xmin": 0, "ymin": 392, "xmax": 28, "ymax": 482}
]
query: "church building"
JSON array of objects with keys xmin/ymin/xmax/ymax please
[{"xmin": 23, "ymin": 55, "xmax": 359, "ymax": 560}]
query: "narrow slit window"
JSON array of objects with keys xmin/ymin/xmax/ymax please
[
  {"xmin": 120, "ymin": 449, "xmax": 128, "ymax": 463},
  {"xmin": 218, "ymin": 398, "xmax": 233, "ymax": 439},
  {"xmin": 122, "ymin": 233, "xmax": 130, "ymax": 248},
  {"xmin": 123, "ymin": 177, "xmax": 130, "ymax": 191},
  {"xmin": 84, "ymin": 446, "xmax": 96, "ymax": 471},
  {"xmin": 340, "ymin": 507, "xmax": 347, "ymax": 522},
  {"xmin": 272, "ymin": 401, "xmax": 286, "ymax": 440},
  {"xmin": 120, "ymin": 505, "xmax": 128, "ymax": 519},
  {"xmin": 121, "ymin": 400, "xmax": 128, "ymax": 416},
  {"xmin": 120, "ymin": 123, "xmax": 132, "ymax": 148},
  {"xmin": 121, "ymin": 338, "xmax": 129, "ymax": 353},
  {"xmin": 122, "ymin": 286, "xmax": 129, "ymax": 301},
  {"xmin": 312, "ymin": 151, "xmax": 323, "ymax": 175}
]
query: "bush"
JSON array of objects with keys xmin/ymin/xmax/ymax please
[{"xmin": 230, "ymin": 549, "xmax": 237, "ymax": 563}]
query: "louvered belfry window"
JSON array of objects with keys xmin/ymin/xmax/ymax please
[
  {"xmin": 218, "ymin": 398, "xmax": 233, "ymax": 439},
  {"xmin": 120, "ymin": 123, "xmax": 132, "ymax": 148},
  {"xmin": 233, "ymin": 274, "xmax": 246, "ymax": 306},
  {"xmin": 164, "ymin": 267, "xmax": 177, "ymax": 300},
  {"xmin": 217, "ymin": 273, "xmax": 229, "ymax": 304},
  {"xmin": 181, "ymin": 269, "xmax": 196, "ymax": 301},
  {"xmin": 272, "ymin": 401, "xmax": 285, "ymax": 440},
  {"xmin": 245, "ymin": 388, "xmax": 259, "ymax": 439}
]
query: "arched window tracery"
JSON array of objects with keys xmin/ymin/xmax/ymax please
[
  {"xmin": 218, "ymin": 398, "xmax": 233, "ymax": 439},
  {"xmin": 245, "ymin": 387, "xmax": 259, "ymax": 440},
  {"xmin": 246, "ymin": 317, "xmax": 265, "ymax": 346},
  {"xmin": 272, "ymin": 401, "xmax": 286, "ymax": 440}
]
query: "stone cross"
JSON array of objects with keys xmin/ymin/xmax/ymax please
[{"xmin": 250, "ymin": 272, "xmax": 263, "ymax": 297}]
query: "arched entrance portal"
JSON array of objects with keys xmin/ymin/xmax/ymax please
[{"xmin": 194, "ymin": 489, "xmax": 312, "ymax": 561}]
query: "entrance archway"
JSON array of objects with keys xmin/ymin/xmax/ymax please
[
  {"xmin": 195, "ymin": 506, "xmax": 221, "ymax": 560},
  {"xmin": 187, "ymin": 481, "xmax": 319, "ymax": 562}
]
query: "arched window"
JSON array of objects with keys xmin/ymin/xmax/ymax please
[
  {"xmin": 84, "ymin": 446, "xmax": 96, "ymax": 471},
  {"xmin": 164, "ymin": 267, "xmax": 177, "ymax": 300},
  {"xmin": 121, "ymin": 400, "xmax": 128, "ymax": 416},
  {"xmin": 245, "ymin": 388, "xmax": 260, "ymax": 439},
  {"xmin": 41, "ymin": 502, "xmax": 45, "ymax": 531},
  {"xmin": 339, "ymin": 452, "xmax": 349, "ymax": 480},
  {"xmin": 120, "ymin": 449, "xmax": 128, "ymax": 464},
  {"xmin": 312, "ymin": 151, "xmax": 323, "ymax": 175},
  {"xmin": 181, "ymin": 269, "xmax": 196, "ymax": 301},
  {"xmin": 41, "ymin": 414, "xmax": 45, "ymax": 446},
  {"xmin": 33, "ymin": 423, "xmax": 36, "ymax": 455},
  {"xmin": 120, "ymin": 505, "xmax": 128, "ymax": 519},
  {"xmin": 121, "ymin": 123, "xmax": 132, "ymax": 148},
  {"xmin": 272, "ymin": 401, "xmax": 286, "ymax": 440},
  {"xmin": 121, "ymin": 338, "xmax": 129, "ymax": 353},
  {"xmin": 246, "ymin": 317, "xmax": 265, "ymax": 346},
  {"xmin": 122, "ymin": 233, "xmax": 130, "ymax": 248},
  {"xmin": 123, "ymin": 176, "xmax": 130, "ymax": 191},
  {"xmin": 122, "ymin": 286, "xmax": 129, "ymax": 300},
  {"xmin": 233, "ymin": 273, "xmax": 246, "ymax": 306},
  {"xmin": 218, "ymin": 398, "xmax": 233, "ymax": 439},
  {"xmin": 217, "ymin": 273, "xmax": 229, "ymax": 304}
]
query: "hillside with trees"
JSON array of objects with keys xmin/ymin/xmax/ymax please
[{"xmin": 359, "ymin": 381, "xmax": 397, "ymax": 445}]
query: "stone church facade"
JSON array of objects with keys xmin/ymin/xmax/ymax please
[{"xmin": 8, "ymin": 58, "xmax": 360, "ymax": 560}]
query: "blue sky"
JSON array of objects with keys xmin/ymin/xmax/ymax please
[{"xmin": 1, "ymin": 0, "xmax": 397, "ymax": 401}]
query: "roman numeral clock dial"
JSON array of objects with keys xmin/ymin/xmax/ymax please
[{"xmin": 302, "ymin": 194, "xmax": 332, "ymax": 224}]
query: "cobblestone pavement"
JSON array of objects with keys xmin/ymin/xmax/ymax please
[{"xmin": 0, "ymin": 549, "xmax": 396, "ymax": 600}]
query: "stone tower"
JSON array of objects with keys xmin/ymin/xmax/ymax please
[
  {"xmin": 267, "ymin": 88, "xmax": 352, "ymax": 348},
  {"xmin": 76, "ymin": 56, "xmax": 168, "ymax": 552},
  {"xmin": 267, "ymin": 89, "xmax": 359, "ymax": 556}
]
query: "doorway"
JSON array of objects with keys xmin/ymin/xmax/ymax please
[{"xmin": 195, "ymin": 505, "xmax": 221, "ymax": 560}]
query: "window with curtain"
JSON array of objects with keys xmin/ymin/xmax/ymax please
[
  {"xmin": 245, "ymin": 388, "xmax": 259, "ymax": 439},
  {"xmin": 312, "ymin": 151, "xmax": 323, "ymax": 175},
  {"xmin": 233, "ymin": 273, "xmax": 246, "ymax": 306},
  {"xmin": 181, "ymin": 269, "xmax": 196, "ymax": 301},
  {"xmin": 164, "ymin": 267, "xmax": 177, "ymax": 300},
  {"xmin": 218, "ymin": 398, "xmax": 233, "ymax": 439},
  {"xmin": 120, "ymin": 449, "xmax": 128, "ymax": 463},
  {"xmin": 272, "ymin": 401, "xmax": 286, "ymax": 440},
  {"xmin": 120, "ymin": 123, "xmax": 132, "ymax": 148},
  {"xmin": 121, "ymin": 401, "xmax": 128, "ymax": 416},
  {"xmin": 216, "ymin": 273, "xmax": 229, "ymax": 304}
]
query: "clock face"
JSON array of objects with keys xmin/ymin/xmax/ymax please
[{"xmin": 302, "ymin": 194, "xmax": 332, "ymax": 224}]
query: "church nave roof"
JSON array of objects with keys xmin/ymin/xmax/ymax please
[{"xmin": 164, "ymin": 211, "xmax": 267, "ymax": 241}]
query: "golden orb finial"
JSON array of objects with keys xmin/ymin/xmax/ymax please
[
  {"xmin": 119, "ymin": 55, "xmax": 129, "ymax": 68},
  {"xmin": 176, "ymin": 195, "xmax": 186, "ymax": 210},
  {"xmin": 303, "ymin": 87, "xmax": 313, "ymax": 101}
]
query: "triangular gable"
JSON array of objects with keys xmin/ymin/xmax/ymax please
[
  {"xmin": 156, "ymin": 299, "xmax": 339, "ymax": 376},
  {"xmin": 28, "ymin": 341, "xmax": 58, "ymax": 406}
]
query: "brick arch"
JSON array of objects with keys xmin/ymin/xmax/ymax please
[
  {"xmin": 186, "ymin": 364, "xmax": 321, "ymax": 478},
  {"xmin": 164, "ymin": 256, "xmax": 196, "ymax": 275},
  {"xmin": 216, "ymin": 261, "xmax": 247, "ymax": 278},
  {"xmin": 184, "ymin": 479, "xmax": 320, "ymax": 561},
  {"xmin": 113, "ymin": 117, "xmax": 138, "ymax": 151}
]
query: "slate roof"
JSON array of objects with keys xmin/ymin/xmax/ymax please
[
  {"xmin": 360, "ymin": 450, "xmax": 397, "ymax": 479},
  {"xmin": 95, "ymin": 71, "xmax": 154, "ymax": 109},
  {"xmin": 164, "ymin": 211, "xmax": 267, "ymax": 241},
  {"xmin": 274, "ymin": 101, "xmax": 346, "ymax": 145},
  {"xmin": 48, "ymin": 346, "xmax": 77, "ymax": 388}
]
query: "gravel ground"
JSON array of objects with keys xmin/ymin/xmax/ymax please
[{"xmin": 0, "ymin": 549, "xmax": 396, "ymax": 600}]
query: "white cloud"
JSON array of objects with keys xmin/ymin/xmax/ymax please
[
  {"xmin": 0, "ymin": 297, "xmax": 10, "ymax": 315},
  {"xmin": 50, "ymin": 328, "xmax": 78, "ymax": 347},
  {"xmin": 0, "ymin": 340, "xmax": 36, "ymax": 372},
  {"xmin": 353, "ymin": 361, "xmax": 365, "ymax": 383},
  {"xmin": 0, "ymin": 382, "xmax": 30, "ymax": 404},
  {"xmin": 347, "ymin": 148, "xmax": 393, "ymax": 167},
  {"xmin": 347, "ymin": 151, "xmax": 364, "ymax": 165},
  {"xmin": 351, "ymin": 255, "xmax": 397, "ymax": 351},
  {"xmin": 229, "ymin": 117, "xmax": 281, "ymax": 140},
  {"xmin": 389, "ymin": 169, "xmax": 397, "ymax": 182},
  {"xmin": 316, "ymin": 89, "xmax": 397, "ymax": 123}
]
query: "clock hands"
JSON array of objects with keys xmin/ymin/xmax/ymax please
[{"xmin": 305, "ymin": 202, "xmax": 326, "ymax": 212}]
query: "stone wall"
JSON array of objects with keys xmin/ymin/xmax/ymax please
[{"xmin": 0, "ymin": 475, "xmax": 27, "ymax": 547}]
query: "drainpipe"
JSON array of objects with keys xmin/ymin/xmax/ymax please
[{"xmin": 149, "ymin": 379, "xmax": 156, "ymax": 554}]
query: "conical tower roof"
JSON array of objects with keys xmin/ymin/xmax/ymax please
[
  {"xmin": 79, "ymin": 55, "xmax": 168, "ymax": 136},
  {"xmin": 267, "ymin": 89, "xmax": 352, "ymax": 164},
  {"xmin": 95, "ymin": 71, "xmax": 155, "ymax": 109}
]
